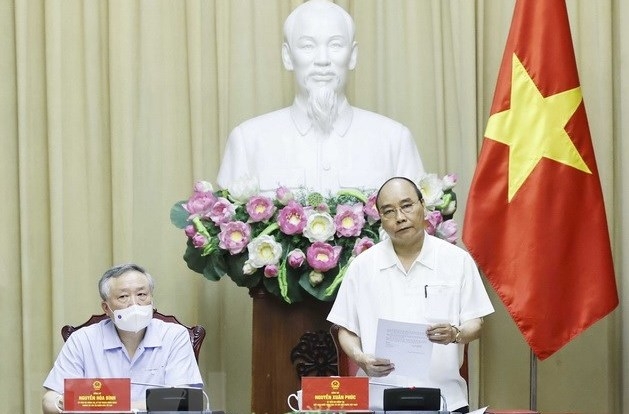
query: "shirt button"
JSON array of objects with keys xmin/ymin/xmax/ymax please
[{"xmin": 323, "ymin": 163, "xmax": 331, "ymax": 171}]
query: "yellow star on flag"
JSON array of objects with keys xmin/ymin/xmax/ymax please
[{"xmin": 485, "ymin": 53, "xmax": 591, "ymax": 201}]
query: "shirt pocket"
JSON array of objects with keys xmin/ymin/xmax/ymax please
[
  {"xmin": 142, "ymin": 365, "xmax": 166, "ymax": 385},
  {"xmin": 423, "ymin": 284, "xmax": 459, "ymax": 324}
]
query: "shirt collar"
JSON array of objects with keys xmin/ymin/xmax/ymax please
[
  {"xmin": 102, "ymin": 319, "xmax": 123, "ymax": 350},
  {"xmin": 290, "ymin": 97, "xmax": 353, "ymax": 136},
  {"xmin": 378, "ymin": 232, "xmax": 436, "ymax": 272}
]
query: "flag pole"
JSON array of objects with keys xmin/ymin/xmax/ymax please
[{"xmin": 530, "ymin": 349, "xmax": 537, "ymax": 411}]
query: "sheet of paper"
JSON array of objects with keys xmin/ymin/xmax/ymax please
[{"xmin": 372, "ymin": 318, "xmax": 433, "ymax": 385}]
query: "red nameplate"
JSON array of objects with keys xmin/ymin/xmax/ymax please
[
  {"xmin": 301, "ymin": 376, "xmax": 369, "ymax": 411},
  {"xmin": 63, "ymin": 378, "xmax": 131, "ymax": 412}
]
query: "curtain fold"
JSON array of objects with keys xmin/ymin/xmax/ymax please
[{"xmin": 1, "ymin": 1, "xmax": 625, "ymax": 412}]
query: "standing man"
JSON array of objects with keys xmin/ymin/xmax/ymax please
[
  {"xmin": 42, "ymin": 263, "xmax": 203, "ymax": 413},
  {"xmin": 217, "ymin": 0, "xmax": 424, "ymax": 195},
  {"xmin": 327, "ymin": 177, "xmax": 494, "ymax": 412}
]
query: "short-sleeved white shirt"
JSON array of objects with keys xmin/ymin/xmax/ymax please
[
  {"xmin": 43, "ymin": 318, "xmax": 203, "ymax": 402},
  {"xmin": 327, "ymin": 234, "xmax": 494, "ymax": 411}
]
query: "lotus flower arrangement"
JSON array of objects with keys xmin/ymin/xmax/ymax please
[{"xmin": 170, "ymin": 173, "xmax": 457, "ymax": 304}]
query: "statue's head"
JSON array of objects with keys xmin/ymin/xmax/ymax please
[{"xmin": 282, "ymin": 0, "xmax": 358, "ymax": 103}]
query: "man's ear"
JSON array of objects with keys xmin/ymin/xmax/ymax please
[
  {"xmin": 282, "ymin": 43, "xmax": 294, "ymax": 71},
  {"xmin": 348, "ymin": 41, "xmax": 358, "ymax": 70},
  {"xmin": 101, "ymin": 301, "xmax": 111, "ymax": 316}
]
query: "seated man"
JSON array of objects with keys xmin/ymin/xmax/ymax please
[
  {"xmin": 217, "ymin": 0, "xmax": 424, "ymax": 195},
  {"xmin": 42, "ymin": 263, "xmax": 203, "ymax": 413},
  {"xmin": 327, "ymin": 177, "xmax": 494, "ymax": 413}
]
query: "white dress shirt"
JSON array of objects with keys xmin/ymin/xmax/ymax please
[{"xmin": 327, "ymin": 234, "xmax": 495, "ymax": 411}]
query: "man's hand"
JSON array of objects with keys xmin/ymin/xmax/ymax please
[
  {"xmin": 42, "ymin": 390, "xmax": 63, "ymax": 414},
  {"xmin": 426, "ymin": 323, "xmax": 457, "ymax": 344},
  {"xmin": 337, "ymin": 325, "xmax": 395, "ymax": 377},
  {"xmin": 354, "ymin": 353, "xmax": 395, "ymax": 377},
  {"xmin": 427, "ymin": 318, "xmax": 484, "ymax": 345}
]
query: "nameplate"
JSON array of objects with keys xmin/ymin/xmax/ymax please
[
  {"xmin": 64, "ymin": 378, "xmax": 131, "ymax": 412},
  {"xmin": 301, "ymin": 376, "xmax": 369, "ymax": 411}
]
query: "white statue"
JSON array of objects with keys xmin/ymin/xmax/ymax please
[{"xmin": 217, "ymin": 0, "xmax": 424, "ymax": 195}]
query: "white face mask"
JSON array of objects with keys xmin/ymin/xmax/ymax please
[{"xmin": 111, "ymin": 304, "xmax": 153, "ymax": 332}]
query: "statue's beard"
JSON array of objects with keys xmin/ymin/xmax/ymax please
[{"xmin": 306, "ymin": 87, "xmax": 338, "ymax": 134}]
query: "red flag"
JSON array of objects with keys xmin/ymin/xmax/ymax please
[{"xmin": 463, "ymin": 0, "xmax": 618, "ymax": 360}]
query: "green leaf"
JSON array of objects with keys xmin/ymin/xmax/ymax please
[
  {"xmin": 183, "ymin": 242, "xmax": 210, "ymax": 275},
  {"xmin": 203, "ymin": 254, "xmax": 227, "ymax": 281},
  {"xmin": 265, "ymin": 267, "xmax": 304, "ymax": 303},
  {"xmin": 222, "ymin": 253, "xmax": 262, "ymax": 288},
  {"xmin": 170, "ymin": 201, "xmax": 190, "ymax": 229},
  {"xmin": 298, "ymin": 268, "xmax": 340, "ymax": 302}
]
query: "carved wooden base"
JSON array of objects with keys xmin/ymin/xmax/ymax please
[{"xmin": 249, "ymin": 286, "xmax": 336, "ymax": 414}]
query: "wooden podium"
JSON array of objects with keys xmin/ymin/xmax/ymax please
[{"xmin": 249, "ymin": 286, "xmax": 337, "ymax": 414}]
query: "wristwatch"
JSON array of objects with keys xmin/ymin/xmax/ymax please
[{"xmin": 451, "ymin": 325, "xmax": 461, "ymax": 343}]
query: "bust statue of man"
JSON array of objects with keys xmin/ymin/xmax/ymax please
[{"xmin": 217, "ymin": 0, "xmax": 424, "ymax": 195}]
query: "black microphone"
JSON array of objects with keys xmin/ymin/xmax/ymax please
[{"xmin": 130, "ymin": 382, "xmax": 210, "ymax": 412}]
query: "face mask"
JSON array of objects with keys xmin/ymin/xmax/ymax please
[{"xmin": 111, "ymin": 304, "xmax": 153, "ymax": 332}]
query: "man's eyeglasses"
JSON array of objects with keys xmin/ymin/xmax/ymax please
[{"xmin": 379, "ymin": 200, "xmax": 422, "ymax": 220}]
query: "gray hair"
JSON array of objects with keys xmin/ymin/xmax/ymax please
[
  {"xmin": 98, "ymin": 263, "xmax": 154, "ymax": 301},
  {"xmin": 283, "ymin": 0, "xmax": 355, "ymax": 45}
]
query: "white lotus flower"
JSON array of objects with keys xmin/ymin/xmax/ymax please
[
  {"xmin": 303, "ymin": 212, "xmax": 336, "ymax": 242},
  {"xmin": 246, "ymin": 235, "xmax": 283, "ymax": 268},
  {"xmin": 418, "ymin": 174, "xmax": 444, "ymax": 208},
  {"xmin": 228, "ymin": 175, "xmax": 260, "ymax": 204}
]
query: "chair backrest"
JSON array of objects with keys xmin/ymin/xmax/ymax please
[
  {"xmin": 61, "ymin": 309, "xmax": 206, "ymax": 362},
  {"xmin": 330, "ymin": 324, "xmax": 469, "ymax": 383},
  {"xmin": 329, "ymin": 324, "xmax": 360, "ymax": 376}
]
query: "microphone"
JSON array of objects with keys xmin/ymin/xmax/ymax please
[{"xmin": 131, "ymin": 381, "xmax": 210, "ymax": 412}]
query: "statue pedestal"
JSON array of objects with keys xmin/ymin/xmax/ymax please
[{"xmin": 249, "ymin": 287, "xmax": 334, "ymax": 414}]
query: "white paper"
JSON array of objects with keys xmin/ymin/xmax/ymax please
[{"xmin": 372, "ymin": 318, "xmax": 433, "ymax": 385}]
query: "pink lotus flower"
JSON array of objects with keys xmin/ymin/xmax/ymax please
[
  {"xmin": 334, "ymin": 204, "xmax": 365, "ymax": 237},
  {"xmin": 183, "ymin": 192, "xmax": 217, "ymax": 219},
  {"xmin": 315, "ymin": 203, "xmax": 330, "ymax": 213},
  {"xmin": 352, "ymin": 236, "xmax": 375, "ymax": 256},
  {"xmin": 193, "ymin": 180, "xmax": 214, "ymax": 193},
  {"xmin": 209, "ymin": 197, "xmax": 236, "ymax": 224},
  {"xmin": 425, "ymin": 210, "xmax": 443, "ymax": 236},
  {"xmin": 184, "ymin": 225, "xmax": 197, "ymax": 238},
  {"xmin": 436, "ymin": 219, "xmax": 458, "ymax": 244},
  {"xmin": 192, "ymin": 233, "xmax": 209, "ymax": 249},
  {"xmin": 275, "ymin": 186, "xmax": 294, "ymax": 205},
  {"xmin": 218, "ymin": 221, "xmax": 251, "ymax": 254},
  {"xmin": 264, "ymin": 264, "xmax": 279, "ymax": 278},
  {"xmin": 287, "ymin": 249, "xmax": 306, "ymax": 268},
  {"xmin": 306, "ymin": 242, "xmax": 342, "ymax": 272},
  {"xmin": 363, "ymin": 193, "xmax": 380, "ymax": 223},
  {"xmin": 278, "ymin": 201, "xmax": 307, "ymax": 235},
  {"xmin": 246, "ymin": 195, "xmax": 276, "ymax": 222}
]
